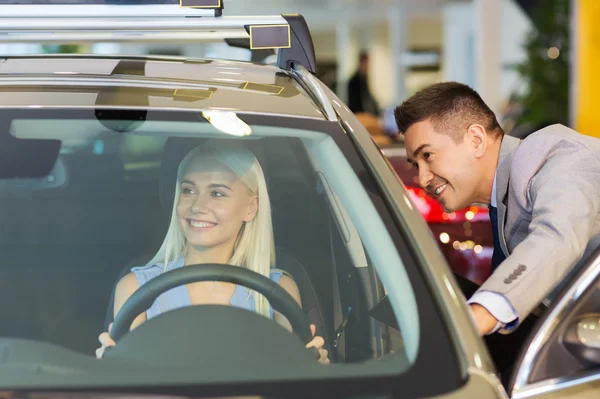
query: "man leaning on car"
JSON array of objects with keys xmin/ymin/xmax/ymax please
[{"xmin": 394, "ymin": 81, "xmax": 600, "ymax": 338}]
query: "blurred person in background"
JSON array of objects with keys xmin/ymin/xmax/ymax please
[{"xmin": 348, "ymin": 51, "xmax": 380, "ymax": 116}]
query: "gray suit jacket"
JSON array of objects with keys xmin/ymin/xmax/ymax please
[{"xmin": 477, "ymin": 124, "xmax": 600, "ymax": 327}]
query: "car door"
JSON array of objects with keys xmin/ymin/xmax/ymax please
[{"xmin": 508, "ymin": 247, "xmax": 600, "ymax": 398}]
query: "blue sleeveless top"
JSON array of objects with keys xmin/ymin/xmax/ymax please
[{"xmin": 130, "ymin": 256, "xmax": 284, "ymax": 320}]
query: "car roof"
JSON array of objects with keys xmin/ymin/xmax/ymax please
[{"xmin": 0, "ymin": 55, "xmax": 326, "ymax": 120}]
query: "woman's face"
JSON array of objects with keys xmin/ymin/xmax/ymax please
[{"xmin": 176, "ymin": 157, "xmax": 258, "ymax": 252}]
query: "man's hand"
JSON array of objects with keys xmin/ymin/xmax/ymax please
[{"xmin": 470, "ymin": 303, "xmax": 499, "ymax": 336}]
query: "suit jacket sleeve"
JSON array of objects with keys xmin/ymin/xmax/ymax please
[{"xmin": 476, "ymin": 143, "xmax": 600, "ymax": 327}]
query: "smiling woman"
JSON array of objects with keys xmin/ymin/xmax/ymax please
[{"xmin": 97, "ymin": 139, "xmax": 329, "ymax": 363}]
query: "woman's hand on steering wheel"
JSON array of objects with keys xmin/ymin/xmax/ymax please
[
  {"xmin": 97, "ymin": 322, "xmax": 329, "ymax": 364},
  {"xmin": 95, "ymin": 322, "xmax": 116, "ymax": 359},
  {"xmin": 306, "ymin": 324, "xmax": 329, "ymax": 365},
  {"xmin": 98, "ymin": 265, "xmax": 329, "ymax": 363}
]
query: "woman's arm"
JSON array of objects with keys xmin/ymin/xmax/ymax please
[
  {"xmin": 273, "ymin": 274, "xmax": 301, "ymax": 332},
  {"xmin": 275, "ymin": 275, "xmax": 329, "ymax": 364},
  {"xmin": 96, "ymin": 273, "xmax": 147, "ymax": 357},
  {"xmin": 114, "ymin": 272, "xmax": 147, "ymax": 330}
]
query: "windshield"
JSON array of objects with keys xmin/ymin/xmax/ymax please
[{"xmin": 0, "ymin": 108, "xmax": 420, "ymax": 390}]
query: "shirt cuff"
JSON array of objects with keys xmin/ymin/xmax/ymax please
[{"xmin": 468, "ymin": 291, "xmax": 519, "ymax": 334}]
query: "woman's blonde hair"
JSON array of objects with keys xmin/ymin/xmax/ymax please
[{"xmin": 148, "ymin": 139, "xmax": 275, "ymax": 318}]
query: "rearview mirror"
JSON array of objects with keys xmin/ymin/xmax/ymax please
[{"xmin": 563, "ymin": 313, "xmax": 600, "ymax": 365}]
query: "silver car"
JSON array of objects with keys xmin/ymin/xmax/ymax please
[{"xmin": 0, "ymin": 2, "xmax": 597, "ymax": 399}]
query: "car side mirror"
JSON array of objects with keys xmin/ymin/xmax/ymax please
[{"xmin": 563, "ymin": 313, "xmax": 600, "ymax": 365}]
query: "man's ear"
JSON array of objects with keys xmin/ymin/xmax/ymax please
[
  {"xmin": 468, "ymin": 124, "xmax": 487, "ymax": 158},
  {"xmin": 244, "ymin": 196, "xmax": 259, "ymax": 222}
]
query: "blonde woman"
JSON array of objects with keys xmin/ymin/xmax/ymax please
[{"xmin": 97, "ymin": 139, "xmax": 329, "ymax": 363}]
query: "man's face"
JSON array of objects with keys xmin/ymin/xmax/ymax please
[{"xmin": 405, "ymin": 119, "xmax": 481, "ymax": 212}]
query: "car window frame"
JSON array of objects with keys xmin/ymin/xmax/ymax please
[
  {"xmin": 1, "ymin": 107, "xmax": 464, "ymax": 398},
  {"xmin": 510, "ymin": 247, "xmax": 600, "ymax": 398}
]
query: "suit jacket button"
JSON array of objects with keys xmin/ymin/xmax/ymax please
[
  {"xmin": 514, "ymin": 270, "xmax": 522, "ymax": 276},
  {"xmin": 518, "ymin": 265, "xmax": 527, "ymax": 272},
  {"xmin": 504, "ymin": 278, "xmax": 511, "ymax": 284}
]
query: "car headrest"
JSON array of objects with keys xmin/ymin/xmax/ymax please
[{"xmin": 159, "ymin": 137, "xmax": 267, "ymax": 211}]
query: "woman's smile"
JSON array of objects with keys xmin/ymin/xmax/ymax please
[{"xmin": 186, "ymin": 218, "xmax": 218, "ymax": 231}]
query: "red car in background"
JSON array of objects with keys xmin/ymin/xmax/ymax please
[{"xmin": 381, "ymin": 145, "xmax": 493, "ymax": 285}]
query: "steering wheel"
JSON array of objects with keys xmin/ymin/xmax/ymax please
[{"xmin": 110, "ymin": 264, "xmax": 313, "ymax": 344}]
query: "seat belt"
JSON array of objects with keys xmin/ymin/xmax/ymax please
[
  {"xmin": 328, "ymin": 215, "xmax": 351, "ymax": 362},
  {"xmin": 316, "ymin": 175, "xmax": 351, "ymax": 362}
]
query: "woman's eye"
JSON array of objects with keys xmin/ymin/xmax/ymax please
[
  {"xmin": 182, "ymin": 187, "xmax": 195, "ymax": 195},
  {"xmin": 211, "ymin": 191, "xmax": 225, "ymax": 198},
  {"xmin": 423, "ymin": 152, "xmax": 432, "ymax": 160}
]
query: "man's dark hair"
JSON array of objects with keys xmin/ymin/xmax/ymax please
[{"xmin": 394, "ymin": 82, "xmax": 504, "ymax": 141}]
